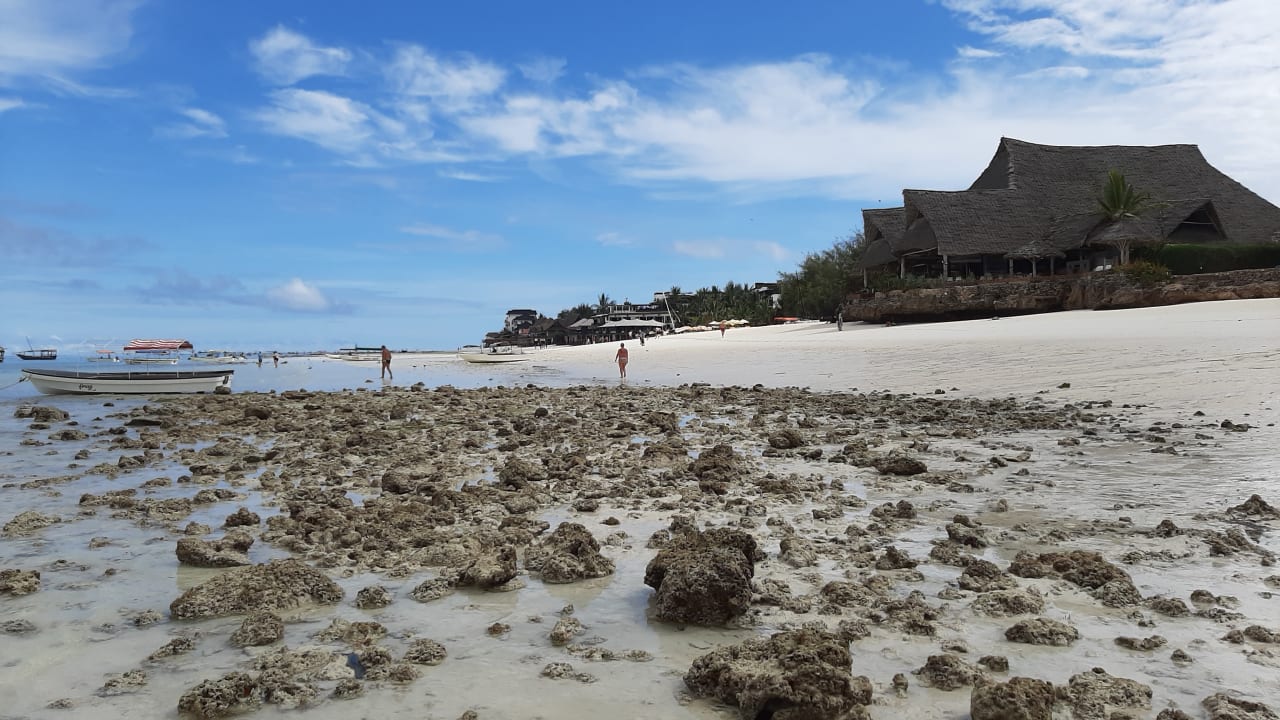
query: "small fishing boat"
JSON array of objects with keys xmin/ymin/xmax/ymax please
[
  {"xmin": 17, "ymin": 337, "xmax": 57, "ymax": 360},
  {"xmin": 457, "ymin": 345, "xmax": 530, "ymax": 364},
  {"xmin": 123, "ymin": 338, "xmax": 192, "ymax": 365},
  {"xmin": 86, "ymin": 349, "xmax": 121, "ymax": 362},
  {"xmin": 21, "ymin": 368, "xmax": 233, "ymax": 395},
  {"xmin": 325, "ymin": 346, "xmax": 382, "ymax": 362}
]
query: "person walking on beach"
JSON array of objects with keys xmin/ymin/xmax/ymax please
[
  {"xmin": 614, "ymin": 342, "xmax": 629, "ymax": 378},
  {"xmin": 719, "ymin": 322, "xmax": 726, "ymax": 337},
  {"xmin": 256, "ymin": 352, "xmax": 262, "ymax": 367},
  {"xmin": 837, "ymin": 311, "xmax": 844, "ymax": 331},
  {"xmin": 272, "ymin": 351, "xmax": 279, "ymax": 368},
  {"xmin": 380, "ymin": 344, "xmax": 393, "ymax": 380}
]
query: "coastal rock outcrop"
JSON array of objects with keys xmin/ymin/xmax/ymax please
[
  {"xmin": 644, "ymin": 526, "xmax": 758, "ymax": 625},
  {"xmin": 169, "ymin": 559, "xmax": 342, "ymax": 619},
  {"xmin": 523, "ymin": 522, "xmax": 615, "ymax": 584},
  {"xmin": 1004, "ymin": 617, "xmax": 1080, "ymax": 646},
  {"xmin": 1008, "ymin": 550, "xmax": 1140, "ymax": 607},
  {"xmin": 175, "ymin": 532, "xmax": 254, "ymax": 568},
  {"xmin": 970, "ymin": 677, "xmax": 1057, "ymax": 720},
  {"xmin": 684, "ymin": 628, "xmax": 872, "ymax": 720},
  {"xmin": 2, "ymin": 511, "xmax": 60, "ymax": 537},
  {"xmin": 0, "ymin": 568, "xmax": 41, "ymax": 596}
]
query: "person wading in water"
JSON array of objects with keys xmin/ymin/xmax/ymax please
[{"xmin": 380, "ymin": 345, "xmax": 393, "ymax": 380}]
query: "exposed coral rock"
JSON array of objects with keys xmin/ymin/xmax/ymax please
[
  {"xmin": 223, "ymin": 507, "xmax": 261, "ymax": 528},
  {"xmin": 1064, "ymin": 668, "xmax": 1152, "ymax": 720},
  {"xmin": 1228, "ymin": 495, "xmax": 1279, "ymax": 519},
  {"xmin": 456, "ymin": 545, "xmax": 518, "ymax": 589},
  {"xmin": 1114, "ymin": 635, "xmax": 1167, "ymax": 651},
  {"xmin": 403, "ymin": 638, "xmax": 447, "ymax": 665},
  {"xmin": 354, "ymin": 585, "xmax": 392, "ymax": 609},
  {"xmin": 1202, "ymin": 692, "xmax": 1278, "ymax": 720},
  {"xmin": 2, "ymin": 511, "xmax": 60, "ymax": 537},
  {"xmin": 230, "ymin": 611, "xmax": 284, "ymax": 647},
  {"xmin": 873, "ymin": 453, "xmax": 927, "ymax": 475},
  {"xmin": 523, "ymin": 522, "xmax": 615, "ymax": 584},
  {"xmin": 914, "ymin": 653, "xmax": 984, "ymax": 690},
  {"xmin": 1008, "ymin": 550, "xmax": 1140, "ymax": 606},
  {"xmin": 644, "ymin": 527, "xmax": 758, "ymax": 625},
  {"xmin": 959, "ymin": 559, "xmax": 1017, "ymax": 592},
  {"xmin": 177, "ymin": 672, "xmax": 260, "ymax": 718},
  {"xmin": 1004, "ymin": 617, "xmax": 1080, "ymax": 646},
  {"xmin": 0, "ymin": 568, "xmax": 40, "ymax": 596},
  {"xmin": 971, "ymin": 588, "xmax": 1047, "ymax": 616},
  {"xmin": 550, "ymin": 616, "xmax": 584, "ymax": 646},
  {"xmin": 876, "ymin": 545, "xmax": 918, "ymax": 570},
  {"xmin": 148, "ymin": 635, "xmax": 198, "ymax": 660},
  {"xmin": 410, "ymin": 576, "xmax": 455, "ymax": 603},
  {"xmin": 970, "ymin": 677, "xmax": 1056, "ymax": 720},
  {"xmin": 684, "ymin": 628, "xmax": 872, "ymax": 720},
  {"xmin": 175, "ymin": 533, "xmax": 254, "ymax": 568},
  {"xmin": 170, "ymin": 559, "xmax": 342, "ymax": 619}
]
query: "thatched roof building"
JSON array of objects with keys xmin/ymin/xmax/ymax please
[{"xmin": 861, "ymin": 138, "xmax": 1280, "ymax": 277}]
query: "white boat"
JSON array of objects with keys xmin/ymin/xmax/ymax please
[
  {"xmin": 124, "ymin": 352, "xmax": 179, "ymax": 365},
  {"xmin": 457, "ymin": 345, "xmax": 530, "ymax": 364},
  {"xmin": 22, "ymin": 368, "xmax": 233, "ymax": 395},
  {"xmin": 86, "ymin": 349, "xmax": 121, "ymax": 363},
  {"xmin": 326, "ymin": 346, "xmax": 382, "ymax": 362}
]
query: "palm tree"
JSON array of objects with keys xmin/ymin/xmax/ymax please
[
  {"xmin": 596, "ymin": 292, "xmax": 612, "ymax": 316},
  {"xmin": 1096, "ymin": 170, "xmax": 1152, "ymax": 265}
]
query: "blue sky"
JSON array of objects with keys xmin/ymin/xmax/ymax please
[{"xmin": 2, "ymin": 0, "xmax": 1278, "ymax": 351}]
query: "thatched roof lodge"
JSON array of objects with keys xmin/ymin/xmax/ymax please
[{"xmin": 860, "ymin": 138, "xmax": 1280, "ymax": 279}]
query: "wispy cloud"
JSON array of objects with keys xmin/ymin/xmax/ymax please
[
  {"xmin": 753, "ymin": 241, "xmax": 790, "ymax": 262},
  {"xmin": 595, "ymin": 232, "xmax": 631, "ymax": 247},
  {"xmin": 0, "ymin": 97, "xmax": 25, "ymax": 112},
  {"xmin": 386, "ymin": 45, "xmax": 506, "ymax": 112},
  {"xmin": 253, "ymin": 88, "xmax": 392, "ymax": 157},
  {"xmin": 0, "ymin": 215, "xmax": 147, "ymax": 266},
  {"xmin": 249, "ymin": 26, "xmax": 351, "ymax": 86},
  {"xmin": 399, "ymin": 222, "xmax": 505, "ymax": 251},
  {"xmin": 438, "ymin": 169, "xmax": 502, "ymax": 182},
  {"xmin": 671, "ymin": 239, "xmax": 726, "ymax": 259},
  {"xmin": 266, "ymin": 277, "xmax": 331, "ymax": 311},
  {"xmin": 0, "ymin": 0, "xmax": 141, "ymax": 79},
  {"xmin": 517, "ymin": 56, "xmax": 567, "ymax": 84},
  {"xmin": 157, "ymin": 107, "xmax": 228, "ymax": 139},
  {"xmin": 956, "ymin": 45, "xmax": 1001, "ymax": 59}
]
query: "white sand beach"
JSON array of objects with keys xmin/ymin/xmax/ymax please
[{"xmin": 1, "ymin": 299, "xmax": 1277, "ymax": 720}]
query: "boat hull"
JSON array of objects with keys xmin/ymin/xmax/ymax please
[
  {"xmin": 17, "ymin": 351, "xmax": 57, "ymax": 360},
  {"xmin": 22, "ymin": 369, "xmax": 233, "ymax": 395},
  {"xmin": 458, "ymin": 353, "xmax": 530, "ymax": 364}
]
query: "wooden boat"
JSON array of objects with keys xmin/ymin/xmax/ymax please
[
  {"xmin": 326, "ymin": 346, "xmax": 382, "ymax": 362},
  {"xmin": 457, "ymin": 345, "xmax": 530, "ymax": 364},
  {"xmin": 22, "ymin": 368, "xmax": 233, "ymax": 395},
  {"xmin": 17, "ymin": 348, "xmax": 58, "ymax": 360}
]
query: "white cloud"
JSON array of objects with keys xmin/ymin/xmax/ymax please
[
  {"xmin": 672, "ymin": 240, "xmax": 726, "ymax": 259},
  {"xmin": 250, "ymin": 26, "xmax": 351, "ymax": 85},
  {"xmin": 399, "ymin": 222, "xmax": 504, "ymax": 251},
  {"xmin": 157, "ymin": 107, "xmax": 228, "ymax": 139},
  {"xmin": 438, "ymin": 169, "xmax": 502, "ymax": 182},
  {"xmin": 253, "ymin": 88, "xmax": 385, "ymax": 156},
  {"xmin": 266, "ymin": 278, "xmax": 330, "ymax": 311},
  {"xmin": 0, "ymin": 97, "xmax": 25, "ymax": 112},
  {"xmin": 387, "ymin": 45, "xmax": 505, "ymax": 112},
  {"xmin": 956, "ymin": 45, "xmax": 1002, "ymax": 59},
  {"xmin": 753, "ymin": 241, "xmax": 789, "ymax": 262},
  {"xmin": 595, "ymin": 232, "xmax": 631, "ymax": 247},
  {"xmin": 518, "ymin": 56, "xmax": 567, "ymax": 84},
  {"xmin": 0, "ymin": 0, "xmax": 140, "ymax": 78}
]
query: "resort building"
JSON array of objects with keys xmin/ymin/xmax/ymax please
[
  {"xmin": 859, "ymin": 138, "xmax": 1280, "ymax": 279},
  {"xmin": 594, "ymin": 299, "xmax": 677, "ymax": 329},
  {"xmin": 503, "ymin": 309, "xmax": 539, "ymax": 334}
]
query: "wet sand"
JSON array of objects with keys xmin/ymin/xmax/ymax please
[{"xmin": 1, "ymin": 299, "xmax": 1278, "ymax": 719}]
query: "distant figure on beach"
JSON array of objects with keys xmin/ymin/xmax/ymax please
[
  {"xmin": 719, "ymin": 322, "xmax": 726, "ymax": 337},
  {"xmin": 256, "ymin": 352, "xmax": 262, "ymax": 367},
  {"xmin": 614, "ymin": 342, "xmax": 628, "ymax": 378},
  {"xmin": 380, "ymin": 344, "xmax": 393, "ymax": 380},
  {"xmin": 272, "ymin": 351, "xmax": 279, "ymax": 368},
  {"xmin": 837, "ymin": 311, "xmax": 844, "ymax": 331},
  {"xmin": 639, "ymin": 333, "xmax": 645, "ymax": 347}
]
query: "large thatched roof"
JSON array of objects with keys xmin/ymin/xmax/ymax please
[{"xmin": 861, "ymin": 138, "xmax": 1280, "ymax": 267}]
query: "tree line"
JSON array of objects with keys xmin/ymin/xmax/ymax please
[{"xmin": 555, "ymin": 231, "xmax": 866, "ymax": 326}]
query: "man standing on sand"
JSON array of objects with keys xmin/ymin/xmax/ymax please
[
  {"xmin": 719, "ymin": 322, "xmax": 726, "ymax": 337},
  {"xmin": 272, "ymin": 351, "xmax": 279, "ymax": 367},
  {"xmin": 380, "ymin": 345, "xmax": 393, "ymax": 380},
  {"xmin": 614, "ymin": 342, "xmax": 628, "ymax": 378}
]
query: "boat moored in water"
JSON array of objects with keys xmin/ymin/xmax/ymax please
[
  {"xmin": 21, "ymin": 368, "xmax": 233, "ymax": 395},
  {"xmin": 457, "ymin": 345, "xmax": 531, "ymax": 364}
]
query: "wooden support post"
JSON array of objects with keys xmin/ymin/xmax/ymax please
[
  {"xmin": 942, "ymin": 255, "xmax": 949, "ymax": 279},
  {"xmin": 1049, "ymin": 257, "xmax": 1055, "ymax": 275},
  {"xmin": 899, "ymin": 257, "xmax": 905, "ymax": 279},
  {"xmin": 1008, "ymin": 258, "xmax": 1013, "ymax": 275}
]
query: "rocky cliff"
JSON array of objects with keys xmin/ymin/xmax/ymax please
[{"xmin": 843, "ymin": 268, "xmax": 1280, "ymax": 323}]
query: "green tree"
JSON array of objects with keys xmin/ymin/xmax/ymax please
[
  {"xmin": 1096, "ymin": 170, "xmax": 1153, "ymax": 265},
  {"xmin": 597, "ymin": 292, "xmax": 612, "ymax": 316},
  {"xmin": 777, "ymin": 231, "xmax": 865, "ymax": 318}
]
